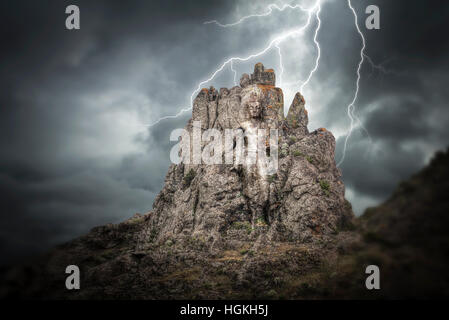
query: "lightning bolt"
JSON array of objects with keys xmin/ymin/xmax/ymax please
[
  {"xmin": 146, "ymin": 1, "xmax": 320, "ymax": 127},
  {"xmin": 204, "ymin": 3, "xmax": 311, "ymax": 28},
  {"xmin": 145, "ymin": 106, "xmax": 193, "ymax": 127},
  {"xmin": 275, "ymin": 43, "xmax": 284, "ymax": 88},
  {"xmin": 337, "ymin": 0, "xmax": 367, "ymax": 167},
  {"xmin": 277, "ymin": 2, "xmax": 321, "ymax": 94},
  {"xmin": 364, "ymin": 54, "xmax": 401, "ymax": 77},
  {"xmin": 299, "ymin": 3, "xmax": 322, "ymax": 93},
  {"xmin": 147, "ymin": 0, "xmax": 373, "ymax": 170},
  {"xmin": 230, "ymin": 60, "xmax": 238, "ymax": 86},
  {"xmin": 190, "ymin": 2, "xmax": 319, "ymax": 106},
  {"xmin": 205, "ymin": 1, "xmax": 322, "ymax": 94}
]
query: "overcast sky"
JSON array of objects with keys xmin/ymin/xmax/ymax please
[{"xmin": 0, "ymin": 0, "xmax": 448, "ymax": 264}]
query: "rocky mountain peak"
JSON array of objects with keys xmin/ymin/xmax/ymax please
[
  {"xmin": 136, "ymin": 64, "xmax": 352, "ymax": 253},
  {"xmin": 240, "ymin": 62, "xmax": 276, "ymax": 88}
]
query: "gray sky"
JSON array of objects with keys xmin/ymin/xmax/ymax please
[{"xmin": 0, "ymin": 0, "xmax": 448, "ymax": 264}]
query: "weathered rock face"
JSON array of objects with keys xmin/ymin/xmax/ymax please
[{"xmin": 136, "ymin": 63, "xmax": 350, "ymax": 253}]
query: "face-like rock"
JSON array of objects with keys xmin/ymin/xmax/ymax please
[{"xmin": 247, "ymin": 92, "xmax": 261, "ymax": 118}]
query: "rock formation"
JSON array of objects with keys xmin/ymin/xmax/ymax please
[{"xmin": 135, "ymin": 63, "xmax": 351, "ymax": 255}]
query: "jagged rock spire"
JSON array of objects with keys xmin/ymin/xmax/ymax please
[
  {"xmin": 137, "ymin": 63, "xmax": 349, "ymax": 251},
  {"xmin": 251, "ymin": 62, "xmax": 276, "ymax": 86},
  {"xmin": 240, "ymin": 63, "xmax": 276, "ymax": 88},
  {"xmin": 287, "ymin": 92, "xmax": 309, "ymax": 136}
]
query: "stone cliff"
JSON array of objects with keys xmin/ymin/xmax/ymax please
[{"xmin": 135, "ymin": 63, "xmax": 351, "ymax": 256}]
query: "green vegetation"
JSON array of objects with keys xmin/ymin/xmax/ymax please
[
  {"xmin": 127, "ymin": 215, "xmax": 145, "ymax": 225},
  {"xmin": 187, "ymin": 236, "xmax": 207, "ymax": 250},
  {"xmin": 292, "ymin": 150, "xmax": 303, "ymax": 157},
  {"xmin": 183, "ymin": 169, "xmax": 196, "ymax": 187},
  {"xmin": 240, "ymin": 249, "xmax": 255, "ymax": 256},
  {"xmin": 256, "ymin": 217, "xmax": 268, "ymax": 227},
  {"xmin": 290, "ymin": 149, "xmax": 314, "ymax": 164},
  {"xmin": 148, "ymin": 228, "xmax": 158, "ymax": 242},
  {"xmin": 280, "ymin": 149, "xmax": 289, "ymax": 158},
  {"xmin": 319, "ymin": 180, "xmax": 330, "ymax": 196},
  {"xmin": 232, "ymin": 221, "xmax": 252, "ymax": 234},
  {"xmin": 266, "ymin": 289, "xmax": 278, "ymax": 299}
]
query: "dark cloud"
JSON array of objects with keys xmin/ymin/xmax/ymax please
[
  {"xmin": 364, "ymin": 99, "xmax": 428, "ymax": 141},
  {"xmin": 334, "ymin": 0, "xmax": 449, "ymax": 212},
  {"xmin": 0, "ymin": 0, "xmax": 448, "ymax": 264},
  {"xmin": 0, "ymin": 0, "xmax": 233, "ymax": 264}
]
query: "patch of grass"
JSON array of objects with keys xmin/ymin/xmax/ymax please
[
  {"xmin": 232, "ymin": 221, "xmax": 252, "ymax": 234},
  {"xmin": 289, "ymin": 136, "xmax": 297, "ymax": 144},
  {"xmin": 183, "ymin": 169, "xmax": 196, "ymax": 187},
  {"xmin": 240, "ymin": 249, "xmax": 254, "ymax": 256},
  {"xmin": 292, "ymin": 150, "xmax": 303, "ymax": 157},
  {"xmin": 306, "ymin": 155, "xmax": 313, "ymax": 164},
  {"xmin": 256, "ymin": 217, "xmax": 268, "ymax": 227},
  {"xmin": 148, "ymin": 228, "xmax": 158, "ymax": 242},
  {"xmin": 126, "ymin": 215, "xmax": 145, "ymax": 225},
  {"xmin": 266, "ymin": 289, "xmax": 278, "ymax": 299},
  {"xmin": 319, "ymin": 180, "xmax": 330, "ymax": 196},
  {"xmin": 159, "ymin": 267, "xmax": 201, "ymax": 282},
  {"xmin": 188, "ymin": 236, "xmax": 207, "ymax": 249}
]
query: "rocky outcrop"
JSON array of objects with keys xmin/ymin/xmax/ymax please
[{"xmin": 135, "ymin": 63, "xmax": 351, "ymax": 254}]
